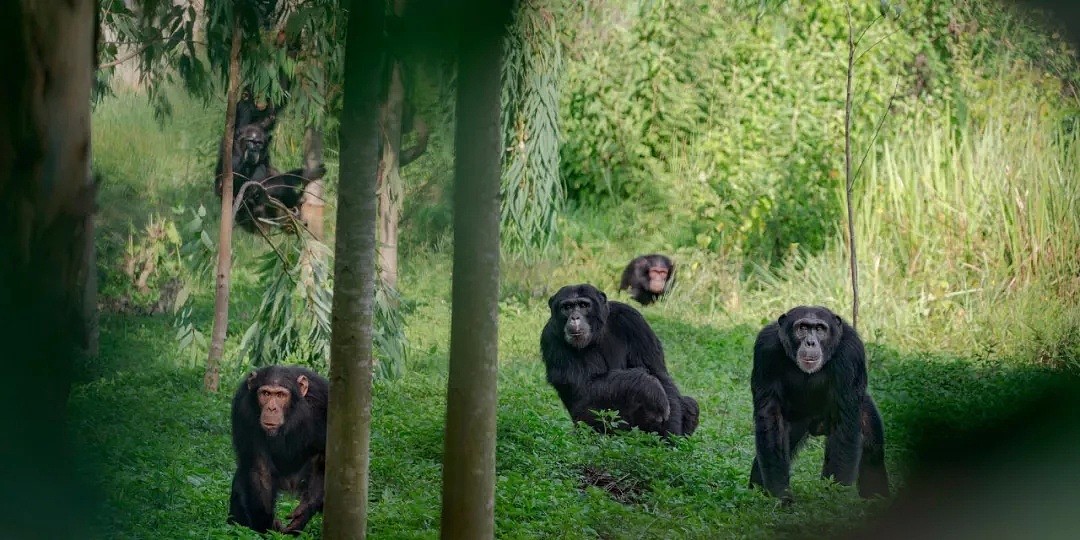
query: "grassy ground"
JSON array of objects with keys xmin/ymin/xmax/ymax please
[
  {"xmin": 74, "ymin": 280, "xmax": 1059, "ymax": 539},
  {"xmin": 76, "ymin": 87, "xmax": 1073, "ymax": 538}
]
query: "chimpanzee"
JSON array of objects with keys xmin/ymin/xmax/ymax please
[
  {"xmin": 619, "ymin": 254, "xmax": 675, "ymax": 306},
  {"xmin": 213, "ymin": 123, "xmax": 325, "ymax": 233},
  {"xmin": 540, "ymin": 283, "xmax": 699, "ymax": 437},
  {"xmin": 748, "ymin": 306, "xmax": 889, "ymax": 503},
  {"xmin": 228, "ymin": 365, "xmax": 328, "ymax": 535},
  {"xmin": 236, "ymin": 87, "xmax": 282, "ymax": 133}
]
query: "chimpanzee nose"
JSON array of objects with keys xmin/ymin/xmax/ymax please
[{"xmin": 570, "ymin": 314, "xmax": 581, "ymax": 322}]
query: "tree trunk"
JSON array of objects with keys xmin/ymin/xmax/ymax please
[
  {"xmin": 440, "ymin": 2, "xmax": 510, "ymax": 538},
  {"xmin": 322, "ymin": 0, "xmax": 384, "ymax": 537},
  {"xmin": 205, "ymin": 23, "xmax": 243, "ymax": 393},
  {"xmin": 300, "ymin": 126, "xmax": 325, "ymax": 240},
  {"xmin": 0, "ymin": 0, "xmax": 98, "ymax": 534},
  {"xmin": 82, "ymin": 143, "xmax": 100, "ymax": 357},
  {"xmin": 377, "ymin": 60, "xmax": 404, "ymax": 290}
]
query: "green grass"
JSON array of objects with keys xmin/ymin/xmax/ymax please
[
  {"xmin": 77, "ymin": 25, "xmax": 1080, "ymax": 535},
  {"xmin": 74, "ymin": 288, "xmax": 1060, "ymax": 539}
]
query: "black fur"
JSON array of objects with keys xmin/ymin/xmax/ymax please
[
  {"xmin": 619, "ymin": 254, "xmax": 675, "ymax": 306},
  {"xmin": 213, "ymin": 123, "xmax": 324, "ymax": 233},
  {"xmin": 228, "ymin": 365, "xmax": 328, "ymax": 535},
  {"xmin": 748, "ymin": 306, "xmax": 889, "ymax": 502},
  {"xmin": 540, "ymin": 284, "xmax": 699, "ymax": 437}
]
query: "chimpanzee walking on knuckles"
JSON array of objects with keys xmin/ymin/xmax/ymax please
[
  {"xmin": 749, "ymin": 305, "xmax": 889, "ymax": 503},
  {"xmin": 228, "ymin": 365, "xmax": 328, "ymax": 535}
]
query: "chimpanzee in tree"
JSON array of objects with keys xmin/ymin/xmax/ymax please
[
  {"xmin": 214, "ymin": 122, "xmax": 325, "ymax": 233},
  {"xmin": 619, "ymin": 254, "xmax": 675, "ymax": 306},
  {"xmin": 228, "ymin": 365, "xmax": 328, "ymax": 535},
  {"xmin": 540, "ymin": 284, "xmax": 699, "ymax": 437},
  {"xmin": 749, "ymin": 306, "xmax": 889, "ymax": 503}
]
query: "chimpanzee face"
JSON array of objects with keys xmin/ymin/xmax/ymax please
[
  {"xmin": 778, "ymin": 306, "xmax": 843, "ymax": 374},
  {"xmin": 247, "ymin": 372, "xmax": 309, "ymax": 436},
  {"xmin": 549, "ymin": 284, "xmax": 609, "ymax": 349},
  {"xmin": 236, "ymin": 125, "xmax": 269, "ymax": 167},
  {"xmin": 646, "ymin": 265, "xmax": 670, "ymax": 294}
]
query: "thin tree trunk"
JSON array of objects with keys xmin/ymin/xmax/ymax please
[
  {"xmin": 0, "ymin": 0, "xmax": 98, "ymax": 534},
  {"xmin": 844, "ymin": 4, "xmax": 859, "ymax": 331},
  {"xmin": 322, "ymin": 0, "xmax": 384, "ymax": 537},
  {"xmin": 300, "ymin": 126, "xmax": 325, "ymax": 240},
  {"xmin": 440, "ymin": 2, "xmax": 510, "ymax": 537},
  {"xmin": 377, "ymin": 59, "xmax": 404, "ymax": 290},
  {"xmin": 205, "ymin": 23, "xmax": 243, "ymax": 393}
]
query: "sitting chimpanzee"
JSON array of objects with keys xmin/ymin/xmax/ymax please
[
  {"xmin": 619, "ymin": 254, "xmax": 675, "ymax": 306},
  {"xmin": 749, "ymin": 306, "xmax": 889, "ymax": 503},
  {"xmin": 540, "ymin": 283, "xmax": 699, "ymax": 437},
  {"xmin": 214, "ymin": 123, "xmax": 325, "ymax": 233},
  {"xmin": 229, "ymin": 365, "xmax": 328, "ymax": 535}
]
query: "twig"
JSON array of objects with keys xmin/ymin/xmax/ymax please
[
  {"xmin": 844, "ymin": 2, "xmax": 860, "ymax": 331},
  {"xmin": 852, "ymin": 73, "xmax": 903, "ymax": 183}
]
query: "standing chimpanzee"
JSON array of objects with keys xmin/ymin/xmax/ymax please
[
  {"xmin": 540, "ymin": 284, "xmax": 699, "ymax": 437},
  {"xmin": 619, "ymin": 254, "xmax": 675, "ymax": 306},
  {"xmin": 748, "ymin": 306, "xmax": 889, "ymax": 503},
  {"xmin": 228, "ymin": 365, "xmax": 328, "ymax": 535}
]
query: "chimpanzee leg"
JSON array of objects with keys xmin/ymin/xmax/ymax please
[
  {"xmin": 228, "ymin": 456, "xmax": 277, "ymax": 532},
  {"xmin": 857, "ymin": 397, "xmax": 889, "ymax": 498},
  {"xmin": 282, "ymin": 455, "xmax": 325, "ymax": 534},
  {"xmin": 571, "ymin": 368, "xmax": 669, "ymax": 433}
]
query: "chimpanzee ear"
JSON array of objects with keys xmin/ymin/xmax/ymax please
[
  {"xmin": 297, "ymin": 375, "xmax": 309, "ymax": 398},
  {"xmin": 548, "ymin": 293, "xmax": 558, "ymax": 311},
  {"xmin": 598, "ymin": 291, "xmax": 607, "ymax": 304},
  {"xmin": 246, "ymin": 371, "xmax": 259, "ymax": 390},
  {"xmin": 835, "ymin": 314, "xmax": 843, "ymax": 326},
  {"xmin": 777, "ymin": 313, "xmax": 787, "ymax": 325}
]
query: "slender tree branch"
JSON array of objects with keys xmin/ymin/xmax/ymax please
[
  {"xmin": 853, "ymin": 74, "xmax": 903, "ymax": 183},
  {"xmin": 844, "ymin": 2, "xmax": 859, "ymax": 331}
]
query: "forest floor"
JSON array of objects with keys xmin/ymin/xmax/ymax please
[
  {"xmin": 72, "ymin": 267, "xmax": 1058, "ymax": 539},
  {"xmin": 75, "ymin": 93, "xmax": 1065, "ymax": 539}
]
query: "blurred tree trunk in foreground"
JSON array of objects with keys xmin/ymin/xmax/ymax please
[{"xmin": 0, "ymin": 0, "xmax": 99, "ymax": 535}]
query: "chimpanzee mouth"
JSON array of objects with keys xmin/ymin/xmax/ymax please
[
  {"xmin": 797, "ymin": 357, "xmax": 823, "ymax": 374},
  {"xmin": 262, "ymin": 423, "xmax": 282, "ymax": 435},
  {"xmin": 565, "ymin": 331, "xmax": 590, "ymax": 348}
]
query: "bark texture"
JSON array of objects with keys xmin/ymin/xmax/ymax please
[{"xmin": 322, "ymin": 0, "xmax": 385, "ymax": 537}]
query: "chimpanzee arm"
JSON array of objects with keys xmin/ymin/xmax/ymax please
[
  {"xmin": 571, "ymin": 368, "xmax": 670, "ymax": 431},
  {"xmin": 283, "ymin": 455, "xmax": 325, "ymax": 533},
  {"xmin": 752, "ymin": 385, "xmax": 795, "ymax": 499},
  {"xmin": 821, "ymin": 337, "xmax": 869, "ymax": 485},
  {"xmin": 228, "ymin": 453, "xmax": 277, "ymax": 533}
]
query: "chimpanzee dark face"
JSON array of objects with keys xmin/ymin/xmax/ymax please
[
  {"xmin": 549, "ymin": 284, "xmax": 609, "ymax": 349},
  {"xmin": 777, "ymin": 306, "xmax": 843, "ymax": 374},
  {"xmin": 247, "ymin": 371, "xmax": 309, "ymax": 436},
  {"xmin": 236, "ymin": 125, "xmax": 269, "ymax": 167}
]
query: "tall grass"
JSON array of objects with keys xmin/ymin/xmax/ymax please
[
  {"xmin": 546, "ymin": 77, "xmax": 1080, "ymax": 367},
  {"xmin": 706, "ymin": 96, "xmax": 1079, "ymax": 363}
]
